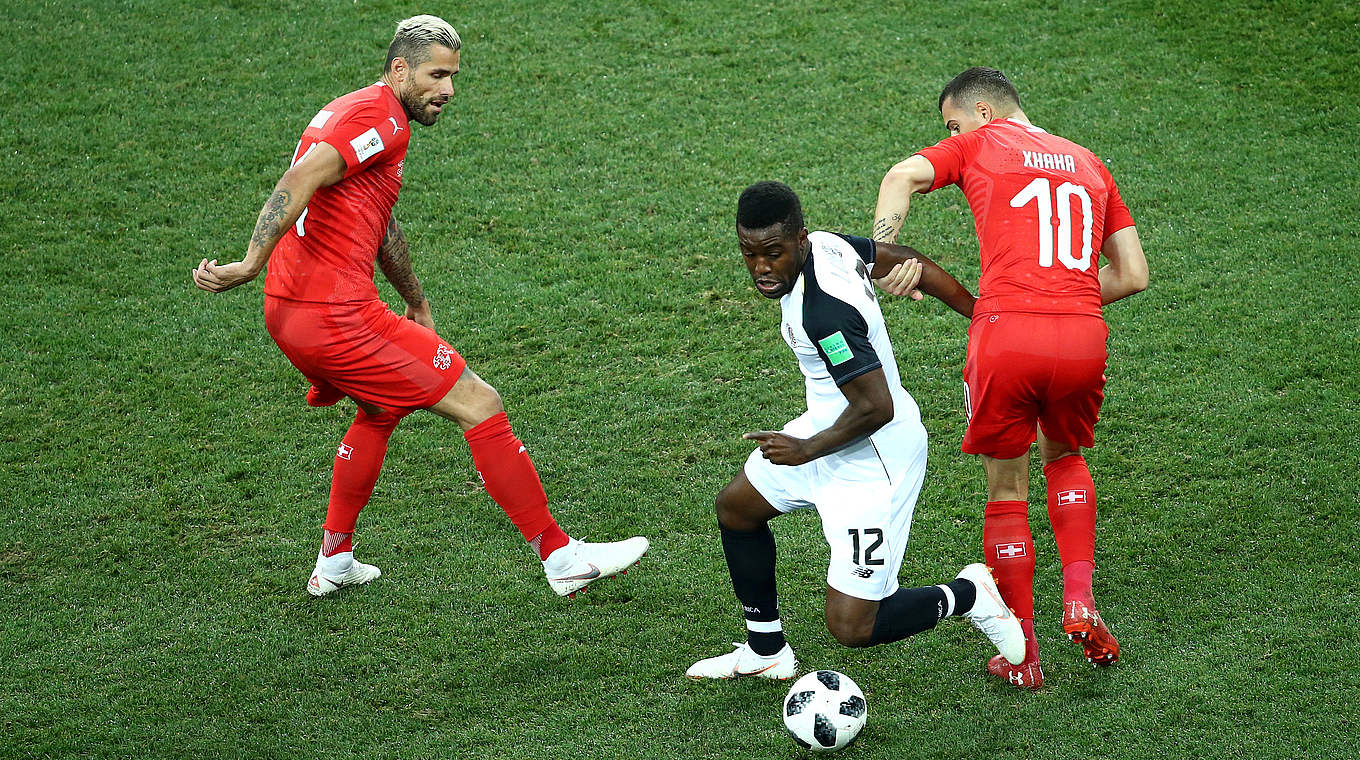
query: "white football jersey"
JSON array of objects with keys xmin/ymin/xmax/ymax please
[{"xmin": 778, "ymin": 231, "xmax": 923, "ymax": 480}]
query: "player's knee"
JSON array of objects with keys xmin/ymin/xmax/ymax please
[
  {"xmin": 467, "ymin": 377, "xmax": 504, "ymax": 416},
  {"xmin": 1037, "ymin": 432, "xmax": 1079, "ymax": 465},
  {"xmin": 442, "ymin": 374, "xmax": 506, "ymax": 428},
  {"xmin": 714, "ymin": 486, "xmax": 763, "ymax": 532},
  {"xmin": 825, "ymin": 612, "xmax": 875, "ymax": 648},
  {"xmin": 714, "ymin": 489, "xmax": 745, "ymax": 530}
]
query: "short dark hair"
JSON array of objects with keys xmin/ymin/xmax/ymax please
[
  {"xmin": 737, "ymin": 181, "xmax": 804, "ymax": 238},
  {"xmin": 938, "ymin": 67, "xmax": 1021, "ymax": 112}
]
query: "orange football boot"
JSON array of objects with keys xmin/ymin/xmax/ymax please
[{"xmin": 1063, "ymin": 600, "xmax": 1120, "ymax": 666}]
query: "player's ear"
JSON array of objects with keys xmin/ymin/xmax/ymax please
[{"xmin": 977, "ymin": 101, "xmax": 993, "ymax": 123}]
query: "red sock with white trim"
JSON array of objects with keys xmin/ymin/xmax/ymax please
[
  {"xmin": 321, "ymin": 407, "xmax": 403, "ymax": 558},
  {"xmin": 1045, "ymin": 455, "xmax": 1097, "ymax": 606},
  {"xmin": 464, "ymin": 412, "xmax": 569, "ymax": 560}
]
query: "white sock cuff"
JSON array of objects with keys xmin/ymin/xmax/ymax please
[
  {"xmin": 745, "ymin": 618, "xmax": 783, "ymax": 634},
  {"xmin": 936, "ymin": 584, "xmax": 956, "ymax": 617}
]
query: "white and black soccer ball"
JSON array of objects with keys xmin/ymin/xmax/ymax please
[{"xmin": 782, "ymin": 670, "xmax": 867, "ymax": 752}]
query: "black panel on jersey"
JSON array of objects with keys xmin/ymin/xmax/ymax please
[
  {"xmin": 831, "ymin": 233, "xmax": 877, "ymax": 266},
  {"xmin": 802, "ymin": 254, "xmax": 881, "ymax": 387}
]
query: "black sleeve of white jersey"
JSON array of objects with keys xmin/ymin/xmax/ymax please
[
  {"xmin": 831, "ymin": 233, "xmax": 876, "ymax": 266},
  {"xmin": 802, "ymin": 285, "xmax": 882, "ymax": 387}
]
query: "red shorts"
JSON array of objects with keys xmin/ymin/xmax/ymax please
[
  {"xmin": 264, "ymin": 297, "xmax": 465, "ymax": 413},
  {"xmin": 961, "ymin": 312, "xmax": 1108, "ymax": 459}
]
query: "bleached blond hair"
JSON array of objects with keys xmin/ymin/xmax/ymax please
[{"xmin": 385, "ymin": 15, "xmax": 461, "ymax": 72}]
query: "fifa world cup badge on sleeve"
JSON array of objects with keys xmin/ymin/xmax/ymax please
[{"xmin": 817, "ymin": 332, "xmax": 853, "ymax": 366}]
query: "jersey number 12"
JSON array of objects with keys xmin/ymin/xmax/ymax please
[{"xmin": 1009, "ymin": 177, "xmax": 1093, "ymax": 271}]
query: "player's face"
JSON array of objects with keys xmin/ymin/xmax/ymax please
[
  {"xmin": 738, "ymin": 224, "xmax": 809, "ymax": 299},
  {"xmin": 398, "ymin": 45, "xmax": 461, "ymax": 126},
  {"xmin": 941, "ymin": 97, "xmax": 991, "ymax": 137}
]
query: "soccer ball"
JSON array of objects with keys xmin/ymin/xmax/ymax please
[{"xmin": 782, "ymin": 670, "xmax": 867, "ymax": 752}]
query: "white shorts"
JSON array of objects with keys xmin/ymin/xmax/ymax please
[{"xmin": 743, "ymin": 413, "xmax": 928, "ymax": 601}]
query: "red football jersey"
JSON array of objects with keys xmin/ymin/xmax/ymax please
[
  {"xmin": 916, "ymin": 119, "xmax": 1134, "ymax": 316},
  {"xmin": 264, "ymin": 82, "xmax": 411, "ymax": 304}
]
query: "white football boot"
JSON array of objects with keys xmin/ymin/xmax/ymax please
[
  {"xmin": 544, "ymin": 536, "xmax": 649, "ymax": 598},
  {"xmin": 307, "ymin": 551, "xmax": 382, "ymax": 597},
  {"xmin": 956, "ymin": 563, "xmax": 1026, "ymax": 665},
  {"xmin": 687, "ymin": 641, "xmax": 798, "ymax": 680}
]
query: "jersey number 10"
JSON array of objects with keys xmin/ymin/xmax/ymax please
[{"xmin": 1009, "ymin": 177, "xmax": 1093, "ymax": 271}]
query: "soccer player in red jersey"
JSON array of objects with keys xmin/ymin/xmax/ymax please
[
  {"xmin": 192, "ymin": 15, "xmax": 647, "ymax": 598},
  {"xmin": 870, "ymin": 68, "xmax": 1148, "ymax": 688}
]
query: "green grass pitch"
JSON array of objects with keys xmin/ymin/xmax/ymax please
[{"xmin": 2, "ymin": 0, "xmax": 1357, "ymax": 757}]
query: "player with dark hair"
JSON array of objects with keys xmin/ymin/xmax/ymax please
[
  {"xmin": 687, "ymin": 181, "xmax": 1025, "ymax": 680},
  {"xmin": 872, "ymin": 67, "xmax": 1149, "ymax": 688},
  {"xmin": 192, "ymin": 15, "xmax": 647, "ymax": 598}
]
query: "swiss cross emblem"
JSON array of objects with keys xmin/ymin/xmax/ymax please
[
  {"xmin": 997, "ymin": 542, "xmax": 1027, "ymax": 560},
  {"xmin": 337, "ymin": 443, "xmax": 353, "ymax": 460},
  {"xmin": 1057, "ymin": 489, "xmax": 1087, "ymax": 506},
  {"xmin": 434, "ymin": 345, "xmax": 453, "ymax": 370}
]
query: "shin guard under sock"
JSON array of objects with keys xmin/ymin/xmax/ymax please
[
  {"xmin": 464, "ymin": 412, "xmax": 566, "ymax": 559},
  {"xmin": 1045, "ymin": 455, "xmax": 1097, "ymax": 604},
  {"xmin": 324, "ymin": 407, "xmax": 403, "ymax": 537},
  {"xmin": 720, "ymin": 523, "xmax": 784, "ymax": 655},
  {"xmin": 984, "ymin": 500, "xmax": 1036, "ymax": 620},
  {"xmin": 868, "ymin": 586, "xmax": 949, "ymax": 645}
]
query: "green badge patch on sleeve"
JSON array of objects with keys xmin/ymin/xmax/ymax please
[{"xmin": 818, "ymin": 331, "xmax": 854, "ymax": 366}]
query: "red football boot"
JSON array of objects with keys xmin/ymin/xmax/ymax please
[
  {"xmin": 1063, "ymin": 600, "xmax": 1120, "ymax": 666},
  {"xmin": 987, "ymin": 654, "xmax": 1044, "ymax": 690}
]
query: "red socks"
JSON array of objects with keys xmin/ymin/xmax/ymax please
[
  {"xmin": 981, "ymin": 456, "xmax": 1100, "ymax": 661},
  {"xmin": 1045, "ymin": 455, "xmax": 1097, "ymax": 605},
  {"xmin": 322, "ymin": 407, "xmax": 403, "ymax": 555},
  {"xmin": 464, "ymin": 412, "xmax": 569, "ymax": 560},
  {"xmin": 983, "ymin": 499, "xmax": 1035, "ymax": 620}
]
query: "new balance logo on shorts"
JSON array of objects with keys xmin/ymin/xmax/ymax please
[
  {"xmin": 997, "ymin": 542, "xmax": 1028, "ymax": 559},
  {"xmin": 434, "ymin": 345, "xmax": 453, "ymax": 370},
  {"xmin": 337, "ymin": 443, "xmax": 353, "ymax": 460},
  {"xmin": 851, "ymin": 566, "xmax": 874, "ymax": 578},
  {"xmin": 1057, "ymin": 489, "xmax": 1087, "ymax": 505}
]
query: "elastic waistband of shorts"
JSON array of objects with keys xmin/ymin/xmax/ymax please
[
  {"xmin": 971, "ymin": 307, "xmax": 1106, "ymax": 322},
  {"xmin": 265, "ymin": 295, "xmax": 382, "ymax": 311},
  {"xmin": 973, "ymin": 293, "xmax": 1102, "ymax": 319}
]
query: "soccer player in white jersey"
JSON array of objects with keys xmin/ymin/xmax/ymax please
[{"xmin": 687, "ymin": 182, "xmax": 1025, "ymax": 680}]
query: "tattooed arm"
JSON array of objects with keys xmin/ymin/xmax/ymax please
[
  {"xmin": 377, "ymin": 217, "xmax": 435, "ymax": 330},
  {"xmin": 870, "ymin": 154, "xmax": 935, "ymax": 245},
  {"xmin": 192, "ymin": 141, "xmax": 347, "ymax": 293}
]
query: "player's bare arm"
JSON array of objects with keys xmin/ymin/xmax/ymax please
[
  {"xmin": 871, "ymin": 243, "xmax": 975, "ymax": 318},
  {"xmin": 871, "ymin": 155, "xmax": 936, "ymax": 244},
  {"xmin": 376, "ymin": 217, "xmax": 435, "ymax": 329},
  {"xmin": 744, "ymin": 368, "xmax": 894, "ymax": 466},
  {"xmin": 192, "ymin": 142, "xmax": 347, "ymax": 293},
  {"xmin": 1098, "ymin": 226, "xmax": 1149, "ymax": 305}
]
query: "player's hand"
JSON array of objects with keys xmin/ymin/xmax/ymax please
[
  {"xmin": 873, "ymin": 259, "xmax": 924, "ymax": 301},
  {"xmin": 405, "ymin": 298, "xmax": 435, "ymax": 330},
  {"xmin": 192, "ymin": 258, "xmax": 258, "ymax": 293},
  {"xmin": 744, "ymin": 431, "xmax": 814, "ymax": 466}
]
